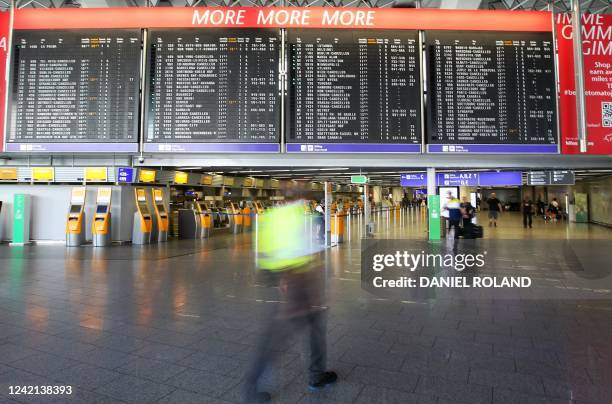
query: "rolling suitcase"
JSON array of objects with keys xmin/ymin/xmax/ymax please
[
  {"xmin": 471, "ymin": 224, "xmax": 484, "ymax": 239},
  {"xmin": 462, "ymin": 223, "xmax": 483, "ymax": 239}
]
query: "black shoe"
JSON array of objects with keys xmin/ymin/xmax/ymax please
[{"xmin": 309, "ymin": 371, "xmax": 338, "ymax": 391}]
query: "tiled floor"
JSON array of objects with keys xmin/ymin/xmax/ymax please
[{"xmin": 0, "ymin": 212, "xmax": 611, "ymax": 403}]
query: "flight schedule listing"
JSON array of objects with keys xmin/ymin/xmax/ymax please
[
  {"xmin": 9, "ymin": 30, "xmax": 141, "ymax": 146},
  {"xmin": 287, "ymin": 29, "xmax": 421, "ymax": 145},
  {"xmin": 426, "ymin": 31, "xmax": 557, "ymax": 151},
  {"xmin": 146, "ymin": 29, "xmax": 279, "ymax": 144}
]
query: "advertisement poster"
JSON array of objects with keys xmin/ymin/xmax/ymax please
[
  {"xmin": 0, "ymin": 10, "xmax": 9, "ymax": 152},
  {"xmin": 557, "ymin": 13, "xmax": 612, "ymax": 154}
]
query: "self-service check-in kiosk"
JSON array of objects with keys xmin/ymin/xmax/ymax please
[
  {"xmin": 132, "ymin": 188, "xmax": 152, "ymax": 245},
  {"xmin": 92, "ymin": 187, "xmax": 112, "ymax": 247},
  {"xmin": 178, "ymin": 201, "xmax": 201, "ymax": 239},
  {"xmin": 152, "ymin": 188, "xmax": 168, "ymax": 243},
  {"xmin": 254, "ymin": 201, "xmax": 264, "ymax": 215},
  {"xmin": 66, "ymin": 187, "xmax": 87, "ymax": 247},
  {"xmin": 242, "ymin": 202, "xmax": 253, "ymax": 232},
  {"xmin": 197, "ymin": 201, "xmax": 212, "ymax": 239},
  {"xmin": 228, "ymin": 202, "xmax": 242, "ymax": 234}
]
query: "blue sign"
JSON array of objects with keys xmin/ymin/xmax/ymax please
[
  {"xmin": 117, "ymin": 167, "xmax": 135, "ymax": 183},
  {"xmin": 400, "ymin": 171, "xmax": 523, "ymax": 187},
  {"xmin": 479, "ymin": 171, "xmax": 522, "ymax": 186},
  {"xmin": 287, "ymin": 144, "xmax": 421, "ymax": 153},
  {"xmin": 436, "ymin": 172, "xmax": 479, "ymax": 186},
  {"xmin": 427, "ymin": 144, "xmax": 558, "ymax": 154},
  {"xmin": 400, "ymin": 173, "xmax": 427, "ymax": 187}
]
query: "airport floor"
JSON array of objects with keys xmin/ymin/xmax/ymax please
[{"xmin": 0, "ymin": 212, "xmax": 612, "ymax": 403}]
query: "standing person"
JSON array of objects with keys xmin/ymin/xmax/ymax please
[
  {"xmin": 549, "ymin": 197, "xmax": 560, "ymax": 222},
  {"xmin": 522, "ymin": 198, "xmax": 534, "ymax": 228},
  {"xmin": 537, "ymin": 197, "xmax": 546, "ymax": 217},
  {"xmin": 315, "ymin": 200, "xmax": 325, "ymax": 241},
  {"xmin": 460, "ymin": 196, "xmax": 475, "ymax": 228},
  {"xmin": 486, "ymin": 192, "xmax": 503, "ymax": 227},
  {"xmin": 245, "ymin": 202, "xmax": 336, "ymax": 403}
]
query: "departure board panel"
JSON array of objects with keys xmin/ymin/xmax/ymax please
[
  {"xmin": 286, "ymin": 29, "xmax": 421, "ymax": 153},
  {"xmin": 144, "ymin": 29, "xmax": 280, "ymax": 153},
  {"xmin": 7, "ymin": 30, "xmax": 141, "ymax": 152},
  {"xmin": 426, "ymin": 31, "xmax": 558, "ymax": 154}
]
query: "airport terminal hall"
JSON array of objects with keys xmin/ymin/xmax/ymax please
[{"xmin": 1, "ymin": 0, "xmax": 612, "ymax": 403}]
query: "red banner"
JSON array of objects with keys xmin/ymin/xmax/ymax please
[
  {"xmin": 557, "ymin": 13, "xmax": 612, "ymax": 154},
  {"xmin": 0, "ymin": 10, "xmax": 9, "ymax": 152},
  {"xmin": 14, "ymin": 7, "xmax": 551, "ymax": 32}
]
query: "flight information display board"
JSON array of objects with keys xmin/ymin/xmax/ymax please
[
  {"xmin": 7, "ymin": 30, "xmax": 141, "ymax": 152},
  {"xmin": 426, "ymin": 31, "xmax": 558, "ymax": 153},
  {"xmin": 286, "ymin": 29, "xmax": 421, "ymax": 153},
  {"xmin": 144, "ymin": 29, "xmax": 280, "ymax": 153}
]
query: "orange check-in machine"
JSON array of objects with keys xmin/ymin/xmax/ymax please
[
  {"xmin": 66, "ymin": 187, "xmax": 86, "ymax": 247},
  {"xmin": 132, "ymin": 188, "xmax": 152, "ymax": 245},
  {"xmin": 92, "ymin": 187, "xmax": 112, "ymax": 247},
  {"xmin": 197, "ymin": 201, "xmax": 212, "ymax": 239},
  {"xmin": 152, "ymin": 188, "xmax": 168, "ymax": 242},
  {"xmin": 242, "ymin": 202, "xmax": 253, "ymax": 232},
  {"xmin": 228, "ymin": 202, "xmax": 242, "ymax": 234},
  {"xmin": 254, "ymin": 201, "xmax": 265, "ymax": 215}
]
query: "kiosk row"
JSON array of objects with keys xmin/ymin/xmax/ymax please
[{"xmin": 66, "ymin": 187, "xmax": 169, "ymax": 247}]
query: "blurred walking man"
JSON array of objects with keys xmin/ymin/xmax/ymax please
[{"xmin": 244, "ymin": 202, "xmax": 337, "ymax": 403}]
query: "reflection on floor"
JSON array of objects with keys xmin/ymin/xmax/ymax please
[
  {"xmin": 0, "ymin": 212, "xmax": 611, "ymax": 403},
  {"xmin": 364, "ymin": 209, "xmax": 612, "ymax": 240}
]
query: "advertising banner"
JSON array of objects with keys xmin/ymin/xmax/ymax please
[
  {"xmin": 0, "ymin": 10, "xmax": 9, "ymax": 152},
  {"xmin": 557, "ymin": 13, "xmax": 612, "ymax": 154},
  {"xmin": 14, "ymin": 7, "xmax": 551, "ymax": 31}
]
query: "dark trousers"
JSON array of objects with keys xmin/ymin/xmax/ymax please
[
  {"xmin": 245, "ymin": 311, "xmax": 327, "ymax": 393},
  {"xmin": 523, "ymin": 213, "xmax": 533, "ymax": 228},
  {"xmin": 448, "ymin": 219, "xmax": 461, "ymax": 238}
]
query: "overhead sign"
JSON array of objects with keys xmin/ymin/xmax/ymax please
[
  {"xmin": 14, "ymin": 8, "xmax": 552, "ymax": 32},
  {"xmin": 286, "ymin": 29, "xmax": 421, "ymax": 154},
  {"xmin": 350, "ymin": 175, "xmax": 368, "ymax": 185},
  {"xmin": 117, "ymin": 167, "xmax": 135, "ymax": 183},
  {"xmin": 0, "ymin": 168, "xmax": 18, "ymax": 181},
  {"xmin": 527, "ymin": 170, "xmax": 575, "ymax": 186},
  {"xmin": 437, "ymin": 172, "xmax": 479, "ymax": 187},
  {"xmin": 31, "ymin": 167, "xmax": 54, "ymax": 182},
  {"xmin": 139, "ymin": 169, "xmax": 156, "ymax": 183},
  {"xmin": 400, "ymin": 173, "xmax": 427, "ymax": 187},
  {"xmin": 84, "ymin": 167, "xmax": 108, "ymax": 182},
  {"xmin": 426, "ymin": 31, "xmax": 557, "ymax": 154},
  {"xmin": 478, "ymin": 171, "xmax": 522, "ymax": 186},
  {"xmin": 550, "ymin": 170, "xmax": 576, "ymax": 185},
  {"xmin": 243, "ymin": 177, "xmax": 255, "ymax": 187},
  {"xmin": 174, "ymin": 171, "xmax": 189, "ymax": 185},
  {"xmin": 6, "ymin": 30, "xmax": 141, "ymax": 153},
  {"xmin": 200, "ymin": 175, "xmax": 213, "ymax": 186},
  {"xmin": 557, "ymin": 14, "xmax": 612, "ymax": 154},
  {"xmin": 401, "ymin": 171, "xmax": 523, "ymax": 187},
  {"xmin": 0, "ymin": 10, "xmax": 9, "ymax": 153}
]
